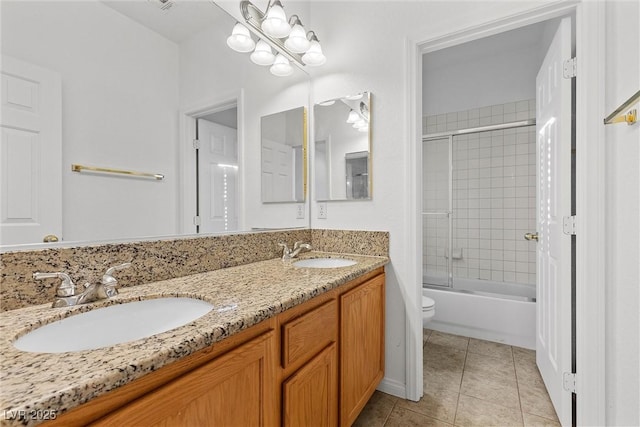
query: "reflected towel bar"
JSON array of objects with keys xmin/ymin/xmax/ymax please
[
  {"xmin": 604, "ymin": 90, "xmax": 639, "ymax": 125},
  {"xmin": 71, "ymin": 164, "xmax": 164, "ymax": 180}
]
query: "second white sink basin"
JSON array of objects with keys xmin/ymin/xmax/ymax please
[
  {"xmin": 13, "ymin": 297, "xmax": 214, "ymax": 353},
  {"xmin": 293, "ymin": 258, "xmax": 357, "ymax": 268}
]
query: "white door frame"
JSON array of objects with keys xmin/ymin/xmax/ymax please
[
  {"xmin": 406, "ymin": 1, "xmax": 605, "ymax": 424},
  {"xmin": 178, "ymin": 90, "xmax": 245, "ymax": 235}
]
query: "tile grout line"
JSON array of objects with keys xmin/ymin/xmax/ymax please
[
  {"xmin": 511, "ymin": 345, "xmax": 527, "ymax": 426},
  {"xmin": 381, "ymin": 398, "xmax": 398, "ymax": 427},
  {"xmin": 452, "ymin": 340, "xmax": 470, "ymax": 427}
]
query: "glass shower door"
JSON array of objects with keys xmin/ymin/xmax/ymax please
[{"xmin": 422, "ymin": 136, "xmax": 452, "ymax": 287}]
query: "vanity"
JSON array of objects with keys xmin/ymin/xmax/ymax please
[
  {"xmin": 1, "ymin": 2, "xmax": 384, "ymax": 425},
  {"xmin": 0, "ymin": 251, "xmax": 387, "ymax": 427}
]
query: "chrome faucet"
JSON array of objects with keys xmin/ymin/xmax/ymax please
[
  {"xmin": 34, "ymin": 263, "xmax": 132, "ymax": 308},
  {"xmin": 279, "ymin": 241, "xmax": 312, "ymax": 260}
]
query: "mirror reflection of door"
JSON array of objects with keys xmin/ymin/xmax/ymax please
[
  {"xmin": 0, "ymin": 56, "xmax": 62, "ymax": 245},
  {"xmin": 261, "ymin": 138, "xmax": 294, "ymax": 202},
  {"xmin": 260, "ymin": 106, "xmax": 306, "ymax": 203},
  {"xmin": 196, "ymin": 107, "xmax": 238, "ymax": 233},
  {"xmin": 345, "ymin": 151, "xmax": 369, "ymax": 199}
]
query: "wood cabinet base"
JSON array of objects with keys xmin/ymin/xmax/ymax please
[{"xmin": 50, "ymin": 268, "xmax": 385, "ymax": 427}]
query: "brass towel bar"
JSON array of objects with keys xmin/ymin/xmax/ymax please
[
  {"xmin": 604, "ymin": 90, "xmax": 639, "ymax": 126},
  {"xmin": 71, "ymin": 164, "xmax": 164, "ymax": 180}
]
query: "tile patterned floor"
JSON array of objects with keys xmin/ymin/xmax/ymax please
[{"xmin": 353, "ymin": 330, "xmax": 561, "ymax": 427}]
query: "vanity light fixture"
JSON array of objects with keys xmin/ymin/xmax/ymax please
[
  {"xmin": 270, "ymin": 54, "xmax": 294, "ymax": 77},
  {"xmin": 227, "ymin": 23, "xmax": 255, "ymax": 52},
  {"xmin": 250, "ymin": 40, "xmax": 275, "ymax": 66},
  {"xmin": 226, "ymin": 0, "xmax": 326, "ymax": 76}
]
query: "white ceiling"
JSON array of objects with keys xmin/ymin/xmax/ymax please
[
  {"xmin": 423, "ymin": 21, "xmax": 549, "ymax": 71},
  {"xmin": 101, "ymin": 0, "xmax": 230, "ymax": 43}
]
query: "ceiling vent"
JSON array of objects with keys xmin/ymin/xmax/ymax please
[{"xmin": 148, "ymin": 0, "xmax": 175, "ymax": 12}]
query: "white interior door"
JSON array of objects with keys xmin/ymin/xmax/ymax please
[
  {"xmin": 261, "ymin": 138, "xmax": 293, "ymax": 202},
  {"xmin": 197, "ymin": 119, "xmax": 238, "ymax": 233},
  {"xmin": 535, "ymin": 17, "xmax": 572, "ymax": 426},
  {"xmin": 0, "ymin": 55, "xmax": 62, "ymax": 245}
]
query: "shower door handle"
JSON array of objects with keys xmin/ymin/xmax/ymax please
[{"xmin": 524, "ymin": 232, "xmax": 539, "ymax": 241}]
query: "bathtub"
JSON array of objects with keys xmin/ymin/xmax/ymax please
[{"xmin": 423, "ymin": 276, "xmax": 536, "ymax": 349}]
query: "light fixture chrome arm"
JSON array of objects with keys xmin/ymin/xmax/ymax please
[{"xmin": 240, "ymin": 0, "xmax": 305, "ymax": 68}]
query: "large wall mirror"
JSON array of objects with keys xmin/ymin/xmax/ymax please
[
  {"xmin": 0, "ymin": 0, "xmax": 311, "ymax": 248},
  {"xmin": 314, "ymin": 92, "xmax": 371, "ymax": 201},
  {"xmin": 261, "ymin": 107, "xmax": 307, "ymax": 203}
]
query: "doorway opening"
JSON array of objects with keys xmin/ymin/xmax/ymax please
[
  {"xmin": 420, "ymin": 14, "xmax": 575, "ymax": 426},
  {"xmin": 194, "ymin": 107, "xmax": 239, "ymax": 234},
  {"xmin": 179, "ymin": 95, "xmax": 243, "ymax": 236}
]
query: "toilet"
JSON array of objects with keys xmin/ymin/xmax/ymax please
[{"xmin": 422, "ymin": 295, "xmax": 436, "ymax": 327}]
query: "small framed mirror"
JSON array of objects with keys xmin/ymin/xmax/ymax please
[
  {"xmin": 314, "ymin": 91, "xmax": 371, "ymax": 201},
  {"xmin": 261, "ymin": 107, "xmax": 307, "ymax": 203}
]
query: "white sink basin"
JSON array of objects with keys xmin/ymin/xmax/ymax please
[
  {"xmin": 293, "ymin": 258, "xmax": 357, "ymax": 268},
  {"xmin": 13, "ymin": 297, "xmax": 214, "ymax": 353}
]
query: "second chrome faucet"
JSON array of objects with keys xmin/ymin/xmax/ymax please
[
  {"xmin": 34, "ymin": 262, "xmax": 132, "ymax": 308},
  {"xmin": 279, "ymin": 241, "xmax": 312, "ymax": 260}
]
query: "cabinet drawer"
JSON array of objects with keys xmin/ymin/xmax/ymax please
[{"xmin": 282, "ymin": 300, "xmax": 337, "ymax": 368}]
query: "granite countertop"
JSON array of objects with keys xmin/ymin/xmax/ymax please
[{"xmin": 0, "ymin": 252, "xmax": 388, "ymax": 426}]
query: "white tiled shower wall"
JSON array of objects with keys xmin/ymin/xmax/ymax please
[{"xmin": 423, "ymin": 99, "xmax": 536, "ymax": 287}]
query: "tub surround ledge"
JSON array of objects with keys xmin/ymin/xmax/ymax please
[{"xmin": 0, "ymin": 251, "xmax": 388, "ymax": 426}]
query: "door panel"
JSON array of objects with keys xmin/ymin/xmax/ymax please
[
  {"xmin": 0, "ymin": 55, "xmax": 62, "ymax": 245},
  {"xmin": 535, "ymin": 17, "xmax": 572, "ymax": 426},
  {"xmin": 261, "ymin": 138, "xmax": 293, "ymax": 202},
  {"xmin": 283, "ymin": 344, "xmax": 338, "ymax": 427},
  {"xmin": 197, "ymin": 119, "xmax": 238, "ymax": 233}
]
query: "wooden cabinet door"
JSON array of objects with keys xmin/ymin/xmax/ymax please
[
  {"xmin": 92, "ymin": 331, "xmax": 276, "ymax": 427},
  {"xmin": 283, "ymin": 343, "xmax": 338, "ymax": 427},
  {"xmin": 339, "ymin": 274, "xmax": 385, "ymax": 427}
]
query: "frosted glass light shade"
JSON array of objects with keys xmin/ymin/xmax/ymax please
[
  {"xmin": 270, "ymin": 54, "xmax": 293, "ymax": 76},
  {"xmin": 353, "ymin": 119, "xmax": 367, "ymax": 129},
  {"xmin": 251, "ymin": 40, "xmax": 275, "ymax": 66},
  {"xmin": 346, "ymin": 110, "xmax": 359, "ymax": 124},
  {"xmin": 302, "ymin": 40, "xmax": 326, "ymax": 66},
  {"xmin": 261, "ymin": 2, "xmax": 291, "ymax": 38},
  {"xmin": 227, "ymin": 23, "xmax": 255, "ymax": 53},
  {"xmin": 284, "ymin": 23, "xmax": 310, "ymax": 53}
]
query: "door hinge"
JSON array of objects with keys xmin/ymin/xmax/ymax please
[
  {"xmin": 192, "ymin": 139, "xmax": 201, "ymax": 150},
  {"xmin": 563, "ymin": 372, "xmax": 577, "ymax": 393},
  {"xmin": 193, "ymin": 215, "xmax": 201, "ymax": 226},
  {"xmin": 563, "ymin": 57, "xmax": 577, "ymax": 79},
  {"xmin": 563, "ymin": 215, "xmax": 577, "ymax": 235}
]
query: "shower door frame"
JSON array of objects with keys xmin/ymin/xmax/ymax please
[{"xmin": 422, "ymin": 119, "xmax": 536, "ymax": 289}]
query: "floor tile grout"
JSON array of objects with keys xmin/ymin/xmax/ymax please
[{"xmin": 357, "ymin": 330, "xmax": 559, "ymax": 427}]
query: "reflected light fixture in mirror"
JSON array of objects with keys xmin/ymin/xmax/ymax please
[{"xmin": 226, "ymin": 0, "xmax": 326, "ymax": 76}]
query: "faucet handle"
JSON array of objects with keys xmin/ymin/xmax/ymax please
[
  {"xmin": 293, "ymin": 241, "xmax": 312, "ymax": 250},
  {"xmin": 102, "ymin": 263, "xmax": 132, "ymax": 297},
  {"xmin": 104, "ymin": 262, "xmax": 132, "ymax": 277},
  {"xmin": 33, "ymin": 272, "xmax": 76, "ymax": 297},
  {"xmin": 278, "ymin": 243, "xmax": 291, "ymax": 254}
]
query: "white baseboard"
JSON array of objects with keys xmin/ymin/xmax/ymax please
[{"xmin": 377, "ymin": 377, "xmax": 407, "ymax": 399}]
